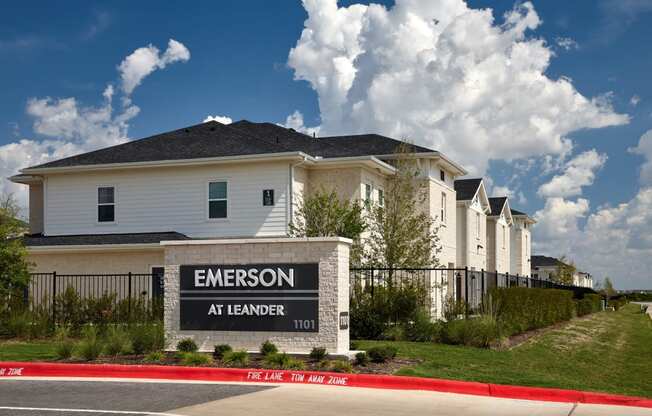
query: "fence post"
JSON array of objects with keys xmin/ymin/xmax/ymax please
[
  {"xmin": 52, "ymin": 271, "xmax": 57, "ymax": 323},
  {"xmin": 128, "ymin": 272, "xmax": 132, "ymax": 317},
  {"xmin": 23, "ymin": 285, "xmax": 29, "ymax": 308},
  {"xmin": 507, "ymin": 271, "xmax": 510, "ymax": 288},
  {"xmin": 495, "ymin": 271, "xmax": 498, "ymax": 289},
  {"xmin": 464, "ymin": 267, "xmax": 469, "ymax": 317}
]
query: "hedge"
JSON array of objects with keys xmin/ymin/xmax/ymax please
[
  {"xmin": 490, "ymin": 287, "xmax": 575, "ymax": 336},
  {"xmin": 576, "ymin": 294, "xmax": 602, "ymax": 316}
]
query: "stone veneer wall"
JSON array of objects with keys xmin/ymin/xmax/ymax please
[{"xmin": 162, "ymin": 237, "xmax": 351, "ymax": 354}]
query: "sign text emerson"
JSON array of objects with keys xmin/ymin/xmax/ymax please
[{"xmin": 179, "ymin": 263, "xmax": 319, "ymax": 332}]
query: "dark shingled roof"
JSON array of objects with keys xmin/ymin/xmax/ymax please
[
  {"xmin": 23, "ymin": 231, "xmax": 190, "ymax": 246},
  {"xmin": 488, "ymin": 197, "xmax": 508, "ymax": 216},
  {"xmin": 25, "ymin": 120, "xmax": 437, "ymax": 170},
  {"xmin": 454, "ymin": 178, "xmax": 483, "ymax": 201},
  {"xmin": 531, "ymin": 255, "xmax": 561, "ymax": 268},
  {"xmin": 511, "ymin": 208, "xmax": 528, "ymax": 216},
  {"xmin": 29, "ymin": 121, "xmax": 291, "ymax": 169}
]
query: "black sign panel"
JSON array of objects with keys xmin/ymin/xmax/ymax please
[
  {"xmin": 179, "ymin": 263, "xmax": 318, "ymax": 332},
  {"xmin": 263, "ymin": 189, "xmax": 274, "ymax": 206}
]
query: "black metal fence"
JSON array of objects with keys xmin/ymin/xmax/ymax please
[
  {"xmin": 25, "ymin": 272, "xmax": 165, "ymax": 316},
  {"xmin": 350, "ymin": 267, "xmax": 597, "ymax": 317}
]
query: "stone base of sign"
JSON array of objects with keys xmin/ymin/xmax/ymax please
[{"xmin": 161, "ymin": 237, "xmax": 351, "ymax": 355}]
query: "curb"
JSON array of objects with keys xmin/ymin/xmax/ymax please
[{"xmin": 1, "ymin": 361, "xmax": 651, "ymax": 409}]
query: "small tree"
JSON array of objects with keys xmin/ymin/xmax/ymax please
[
  {"xmin": 0, "ymin": 193, "xmax": 31, "ymax": 306},
  {"xmin": 289, "ymin": 187, "xmax": 366, "ymax": 264},
  {"xmin": 601, "ymin": 276, "xmax": 617, "ymax": 299},
  {"xmin": 552, "ymin": 255, "xmax": 576, "ymax": 285},
  {"xmin": 362, "ymin": 144, "xmax": 441, "ymax": 268}
]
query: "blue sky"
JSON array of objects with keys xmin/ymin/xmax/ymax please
[{"xmin": 1, "ymin": 1, "xmax": 651, "ymax": 288}]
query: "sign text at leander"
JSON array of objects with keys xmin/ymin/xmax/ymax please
[{"xmin": 179, "ymin": 263, "xmax": 319, "ymax": 332}]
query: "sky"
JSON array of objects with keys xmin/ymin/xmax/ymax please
[{"xmin": 0, "ymin": 0, "xmax": 651, "ymax": 289}]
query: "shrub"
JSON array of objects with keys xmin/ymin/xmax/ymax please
[
  {"xmin": 264, "ymin": 353, "xmax": 305, "ymax": 370},
  {"xmin": 366, "ymin": 346, "xmax": 397, "ymax": 363},
  {"xmin": 355, "ymin": 352, "xmax": 369, "ymax": 366},
  {"xmin": 143, "ymin": 351, "xmax": 165, "ymax": 363},
  {"xmin": 213, "ymin": 344, "xmax": 232, "ymax": 360},
  {"xmin": 327, "ymin": 360, "xmax": 353, "ymax": 373},
  {"xmin": 76, "ymin": 326, "xmax": 103, "ymax": 361},
  {"xmin": 5, "ymin": 311, "xmax": 31, "ymax": 339},
  {"xmin": 176, "ymin": 338, "xmax": 198, "ymax": 353},
  {"xmin": 260, "ymin": 340, "xmax": 278, "ymax": 356},
  {"xmin": 54, "ymin": 326, "xmax": 74, "ymax": 360},
  {"xmin": 403, "ymin": 309, "xmax": 441, "ymax": 342},
  {"xmin": 490, "ymin": 287, "xmax": 574, "ymax": 336},
  {"xmin": 223, "ymin": 350, "xmax": 249, "ymax": 367},
  {"xmin": 576, "ymin": 294, "xmax": 603, "ymax": 317},
  {"xmin": 309, "ymin": 347, "xmax": 327, "ymax": 361},
  {"xmin": 181, "ymin": 352, "xmax": 212, "ymax": 366},
  {"xmin": 381, "ymin": 325, "xmax": 405, "ymax": 341},
  {"xmin": 129, "ymin": 322, "xmax": 165, "ymax": 355},
  {"xmin": 441, "ymin": 315, "xmax": 500, "ymax": 348},
  {"xmin": 105, "ymin": 326, "xmax": 131, "ymax": 356}
]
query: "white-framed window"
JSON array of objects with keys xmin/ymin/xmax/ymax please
[
  {"xmin": 476, "ymin": 212, "xmax": 480, "ymax": 238},
  {"xmin": 377, "ymin": 188, "xmax": 384, "ymax": 207},
  {"xmin": 208, "ymin": 181, "xmax": 228, "ymax": 219},
  {"xmin": 525, "ymin": 234, "xmax": 529, "ymax": 256},
  {"xmin": 97, "ymin": 186, "xmax": 115, "ymax": 223},
  {"xmin": 364, "ymin": 183, "xmax": 372, "ymax": 202},
  {"xmin": 502, "ymin": 225, "xmax": 506, "ymax": 248},
  {"xmin": 440, "ymin": 169, "xmax": 445, "ymax": 182},
  {"xmin": 440, "ymin": 192, "xmax": 447, "ymax": 223}
]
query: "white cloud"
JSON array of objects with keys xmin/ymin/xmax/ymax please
[
  {"xmin": 203, "ymin": 115, "xmax": 232, "ymax": 124},
  {"xmin": 630, "ymin": 94, "xmax": 641, "ymax": 106},
  {"xmin": 281, "ymin": 110, "xmax": 320, "ymax": 137},
  {"xmin": 629, "ymin": 129, "xmax": 652, "ymax": 186},
  {"xmin": 288, "ymin": 0, "xmax": 629, "ymax": 175},
  {"xmin": 533, "ymin": 197, "xmax": 590, "ymax": 255},
  {"xmin": 118, "ymin": 39, "xmax": 190, "ymax": 95},
  {"xmin": 537, "ymin": 149, "xmax": 607, "ymax": 198},
  {"xmin": 492, "ymin": 185, "xmax": 527, "ymax": 205},
  {"xmin": 1, "ymin": 40, "xmax": 190, "ymax": 209},
  {"xmin": 555, "ymin": 36, "xmax": 579, "ymax": 50}
]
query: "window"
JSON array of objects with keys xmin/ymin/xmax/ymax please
[
  {"xmin": 208, "ymin": 181, "xmax": 227, "ymax": 219},
  {"xmin": 440, "ymin": 192, "xmax": 447, "ymax": 223},
  {"xmin": 525, "ymin": 234, "xmax": 529, "ymax": 256},
  {"xmin": 377, "ymin": 188, "xmax": 384, "ymax": 207},
  {"xmin": 364, "ymin": 183, "xmax": 372, "ymax": 202},
  {"xmin": 440, "ymin": 169, "xmax": 445, "ymax": 182},
  {"xmin": 502, "ymin": 225, "xmax": 506, "ymax": 248},
  {"xmin": 476, "ymin": 212, "xmax": 480, "ymax": 238},
  {"xmin": 97, "ymin": 187, "xmax": 115, "ymax": 223}
]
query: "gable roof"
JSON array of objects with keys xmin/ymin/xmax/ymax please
[
  {"xmin": 488, "ymin": 197, "xmax": 508, "ymax": 216},
  {"xmin": 511, "ymin": 208, "xmax": 527, "ymax": 216},
  {"xmin": 454, "ymin": 178, "xmax": 483, "ymax": 201},
  {"xmin": 531, "ymin": 255, "xmax": 561, "ymax": 268}
]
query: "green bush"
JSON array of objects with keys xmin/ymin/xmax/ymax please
[
  {"xmin": 176, "ymin": 338, "xmax": 198, "ymax": 353},
  {"xmin": 223, "ymin": 350, "xmax": 249, "ymax": 367},
  {"xmin": 5, "ymin": 311, "xmax": 31, "ymax": 339},
  {"xmin": 403, "ymin": 309, "xmax": 441, "ymax": 342},
  {"xmin": 309, "ymin": 347, "xmax": 327, "ymax": 361},
  {"xmin": 54, "ymin": 326, "xmax": 74, "ymax": 360},
  {"xmin": 441, "ymin": 316, "xmax": 500, "ymax": 348},
  {"xmin": 76, "ymin": 326, "xmax": 103, "ymax": 361},
  {"xmin": 260, "ymin": 340, "xmax": 278, "ymax": 356},
  {"xmin": 181, "ymin": 352, "xmax": 212, "ymax": 366},
  {"xmin": 367, "ymin": 346, "xmax": 397, "ymax": 363},
  {"xmin": 105, "ymin": 326, "xmax": 131, "ymax": 356},
  {"xmin": 354, "ymin": 352, "xmax": 369, "ymax": 366},
  {"xmin": 129, "ymin": 322, "xmax": 165, "ymax": 355},
  {"xmin": 381, "ymin": 325, "xmax": 405, "ymax": 341},
  {"xmin": 576, "ymin": 294, "xmax": 603, "ymax": 316},
  {"xmin": 490, "ymin": 287, "xmax": 575, "ymax": 336},
  {"xmin": 322, "ymin": 359, "xmax": 353, "ymax": 373},
  {"xmin": 213, "ymin": 344, "xmax": 232, "ymax": 360},
  {"xmin": 350, "ymin": 284, "xmax": 426, "ymax": 340},
  {"xmin": 143, "ymin": 351, "xmax": 165, "ymax": 363},
  {"xmin": 264, "ymin": 353, "xmax": 305, "ymax": 370}
]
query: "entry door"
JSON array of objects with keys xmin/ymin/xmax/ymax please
[{"xmin": 152, "ymin": 267, "xmax": 165, "ymax": 300}]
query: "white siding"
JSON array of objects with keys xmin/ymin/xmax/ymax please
[{"xmin": 44, "ymin": 161, "xmax": 291, "ymax": 238}]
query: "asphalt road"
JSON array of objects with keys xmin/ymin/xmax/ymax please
[{"xmin": 1, "ymin": 378, "xmax": 651, "ymax": 416}]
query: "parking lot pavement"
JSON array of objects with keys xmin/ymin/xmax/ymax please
[
  {"xmin": 1, "ymin": 378, "xmax": 652, "ymax": 416},
  {"xmin": 0, "ymin": 379, "xmax": 272, "ymax": 416}
]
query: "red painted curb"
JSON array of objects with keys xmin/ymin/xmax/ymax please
[{"xmin": 1, "ymin": 361, "xmax": 651, "ymax": 409}]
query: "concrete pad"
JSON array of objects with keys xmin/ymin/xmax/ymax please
[
  {"xmin": 172, "ymin": 384, "xmax": 575, "ymax": 416},
  {"xmin": 574, "ymin": 403, "xmax": 652, "ymax": 416}
]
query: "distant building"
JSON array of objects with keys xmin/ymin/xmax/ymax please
[{"xmin": 531, "ymin": 255, "xmax": 593, "ymax": 288}]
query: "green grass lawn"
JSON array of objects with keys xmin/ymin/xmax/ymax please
[
  {"xmin": 358, "ymin": 303, "xmax": 652, "ymax": 398},
  {"xmin": 0, "ymin": 341, "xmax": 57, "ymax": 362}
]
